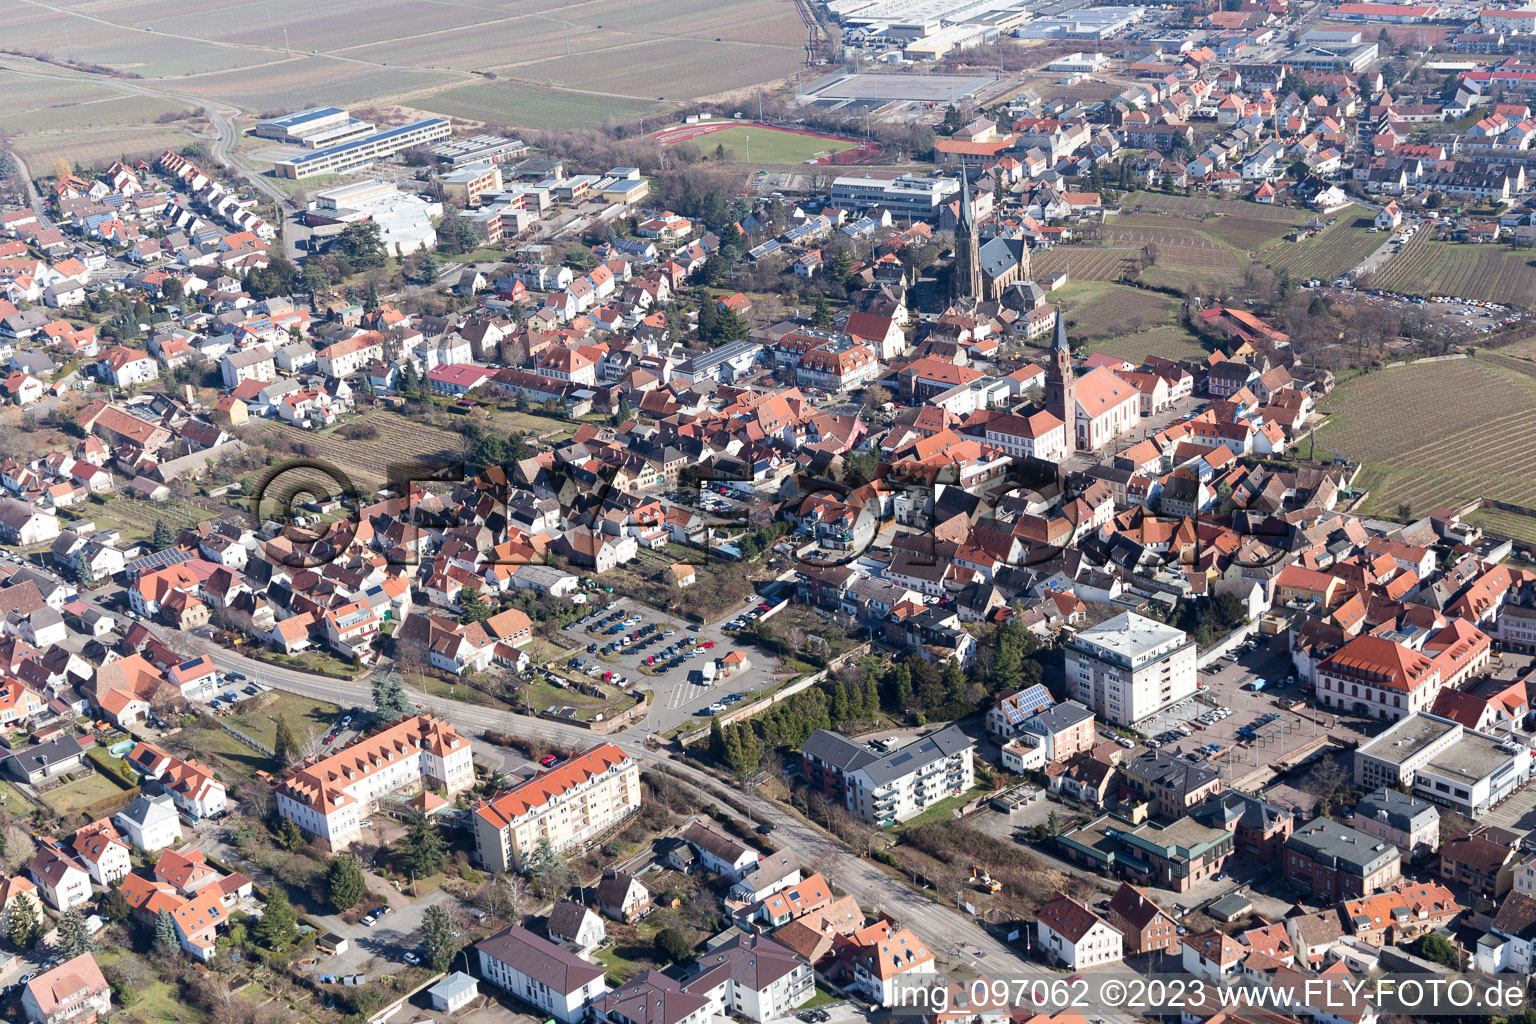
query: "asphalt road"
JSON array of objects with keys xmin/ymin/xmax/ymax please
[{"xmin": 191, "ymin": 638, "xmax": 1047, "ymax": 981}]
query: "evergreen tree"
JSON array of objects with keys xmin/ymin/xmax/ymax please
[
  {"xmin": 712, "ymin": 305, "xmax": 748, "ymax": 345},
  {"xmin": 826, "ymin": 248, "xmax": 853, "ymax": 286},
  {"xmin": 399, "ymin": 360, "xmax": 421, "ymax": 398},
  {"xmin": 420, "ymin": 904, "xmax": 462, "ymax": 972},
  {"xmin": 364, "ymin": 280, "xmax": 379, "ymax": 312},
  {"xmin": 255, "ymin": 886, "xmax": 298, "ymax": 949},
  {"xmin": 55, "ymin": 908, "xmax": 95, "ymax": 959},
  {"xmin": 325, "ymin": 855, "xmax": 367, "ymax": 912},
  {"xmin": 655, "ymin": 927, "xmax": 694, "ymax": 964},
  {"xmin": 526, "ymin": 836, "xmax": 571, "ymax": 895},
  {"xmin": 6, "ymin": 895, "xmax": 42, "ymax": 949},
  {"xmin": 398, "ymin": 812, "xmax": 447, "ymax": 879},
  {"xmin": 708, "ymin": 717, "xmax": 727, "ymax": 764},
  {"xmin": 334, "ymin": 221, "xmax": 388, "ymax": 271},
  {"xmin": 724, "ymin": 724, "xmax": 760, "ymax": 777},
  {"xmin": 941, "ymin": 657, "xmax": 966, "ymax": 706},
  {"xmin": 153, "ymin": 909, "xmax": 178, "ymax": 959},
  {"xmin": 372, "ymin": 671, "xmax": 411, "ymax": 723},
  {"xmin": 273, "ymin": 817, "xmax": 305, "ymax": 851},
  {"xmin": 152, "ymin": 520, "xmax": 175, "ymax": 549},
  {"xmin": 811, "ymin": 294, "xmax": 835, "ymax": 329},
  {"xmin": 697, "ymin": 298, "xmax": 720, "ymax": 344},
  {"xmin": 458, "ymin": 587, "xmax": 494, "ymax": 624},
  {"xmin": 273, "ymin": 715, "xmax": 300, "ymax": 767},
  {"xmin": 99, "ymin": 883, "xmax": 130, "ymax": 924}
]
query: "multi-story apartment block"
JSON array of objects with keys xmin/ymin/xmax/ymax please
[
  {"xmin": 1067, "ymin": 612, "xmax": 1196, "ymax": 726},
  {"xmin": 800, "ymin": 726, "xmax": 974, "ymax": 825},
  {"xmin": 21, "ymin": 953, "xmax": 111, "ymax": 1024},
  {"xmin": 472, "ymin": 743, "xmax": 641, "ymax": 873},
  {"xmin": 276, "ymin": 715, "xmax": 473, "ymax": 852},
  {"xmin": 1283, "ymin": 818, "xmax": 1401, "ymax": 901}
]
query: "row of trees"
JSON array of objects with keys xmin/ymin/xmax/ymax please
[{"xmin": 707, "ymin": 615, "xmax": 1048, "ymax": 776}]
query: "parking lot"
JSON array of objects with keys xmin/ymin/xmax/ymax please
[
  {"xmin": 1132, "ymin": 634, "xmax": 1366, "ymax": 785},
  {"xmin": 559, "ymin": 595, "xmax": 784, "ymax": 732}
]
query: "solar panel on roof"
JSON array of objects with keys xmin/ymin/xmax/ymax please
[{"xmin": 889, "ymin": 752, "xmax": 913, "ymax": 767}]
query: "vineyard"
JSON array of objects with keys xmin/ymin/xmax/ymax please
[
  {"xmin": 1103, "ymin": 222, "xmax": 1243, "ymax": 275},
  {"xmin": 253, "ymin": 413, "xmax": 467, "ymax": 493},
  {"xmin": 1058, "ymin": 282, "xmax": 1182, "ymax": 340},
  {"xmin": 1312, "ymin": 357, "xmax": 1536, "ymax": 517},
  {"xmin": 1030, "ymin": 246, "xmax": 1141, "ymax": 281},
  {"xmin": 1118, "ymin": 192, "xmax": 1308, "ymax": 250},
  {"xmin": 1263, "ymin": 210, "xmax": 1380, "ymax": 282},
  {"xmin": 1467, "ymin": 508, "xmax": 1536, "ymax": 546},
  {"xmin": 1372, "ymin": 234, "xmax": 1536, "ymax": 308}
]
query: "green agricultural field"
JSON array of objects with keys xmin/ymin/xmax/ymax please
[
  {"xmin": 1084, "ymin": 325, "xmax": 1211, "ymax": 365},
  {"xmin": 1311, "ymin": 357, "xmax": 1536, "ymax": 518},
  {"xmin": 1264, "ymin": 209, "xmax": 1380, "ymax": 282},
  {"xmin": 1056, "ymin": 281, "xmax": 1182, "ymax": 339},
  {"xmin": 1372, "ymin": 233, "xmax": 1536, "ymax": 308},
  {"xmin": 416, "ymin": 80, "xmax": 666, "ymax": 131},
  {"xmin": 685, "ymin": 125, "xmax": 855, "ymax": 164}
]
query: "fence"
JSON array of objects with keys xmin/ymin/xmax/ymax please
[
  {"xmin": 677, "ymin": 641, "xmax": 871, "ymax": 746},
  {"xmin": 218, "ymin": 720, "xmax": 274, "ymax": 757}
]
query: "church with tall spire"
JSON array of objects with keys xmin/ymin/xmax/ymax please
[
  {"xmin": 1044, "ymin": 307, "xmax": 1076, "ymax": 450},
  {"xmin": 1043, "ymin": 310, "xmax": 1143, "ymax": 452},
  {"xmin": 951, "ymin": 167, "xmax": 981, "ymax": 303}
]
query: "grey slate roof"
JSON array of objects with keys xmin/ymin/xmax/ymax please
[
  {"xmin": 857, "ymin": 725, "xmax": 972, "ymax": 787},
  {"xmin": 476, "ymin": 925, "xmax": 605, "ymax": 993},
  {"xmin": 1356, "ymin": 788, "xmax": 1438, "ymax": 833}
]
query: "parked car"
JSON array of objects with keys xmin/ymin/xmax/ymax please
[{"xmin": 539, "ymin": 754, "xmax": 560, "ymax": 767}]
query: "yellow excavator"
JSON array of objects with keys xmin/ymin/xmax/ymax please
[{"xmin": 971, "ymin": 866, "xmax": 1002, "ymax": 893}]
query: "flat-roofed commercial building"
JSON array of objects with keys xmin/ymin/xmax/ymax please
[
  {"xmin": 442, "ymin": 164, "xmax": 504, "ymax": 208},
  {"xmin": 1067, "ymin": 612, "xmax": 1196, "ymax": 726},
  {"xmin": 430, "ymin": 133, "xmax": 529, "ymax": 166},
  {"xmin": 250, "ymin": 106, "xmax": 377, "ymax": 148},
  {"xmin": 1354, "ymin": 712, "xmax": 1532, "ymax": 816},
  {"xmin": 829, "ymin": 173, "xmax": 959, "ymax": 220},
  {"xmin": 273, "ymin": 119, "xmax": 452, "ymax": 179}
]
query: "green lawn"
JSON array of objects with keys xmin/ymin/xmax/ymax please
[
  {"xmin": 594, "ymin": 943, "xmax": 650, "ymax": 984},
  {"xmin": 227, "ymin": 690, "xmax": 342, "ymax": 752},
  {"xmin": 687, "ymin": 125, "xmax": 855, "ymax": 164},
  {"xmin": 95, "ymin": 947, "xmax": 208, "ymax": 1024},
  {"xmin": 895, "ymin": 785, "xmax": 987, "ymax": 831},
  {"xmin": 803, "ymin": 984, "xmax": 842, "ymax": 1008},
  {"xmin": 40, "ymin": 771, "xmax": 132, "ymax": 816}
]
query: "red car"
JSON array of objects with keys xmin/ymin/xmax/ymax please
[
  {"xmin": 701, "ymin": 641, "xmax": 716, "ymax": 649},
  {"xmin": 539, "ymin": 754, "xmax": 559, "ymax": 767},
  {"xmin": 645, "ymin": 657, "xmax": 656, "ymax": 665}
]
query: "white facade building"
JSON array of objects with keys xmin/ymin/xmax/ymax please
[{"xmin": 1066, "ymin": 612, "xmax": 1196, "ymax": 726}]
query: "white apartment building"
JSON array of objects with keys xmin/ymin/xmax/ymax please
[
  {"xmin": 476, "ymin": 925, "xmax": 608, "ymax": 1023},
  {"xmin": 1037, "ymin": 893, "xmax": 1124, "ymax": 969},
  {"xmin": 315, "ymin": 331, "xmax": 386, "ymax": 379},
  {"xmin": 1066, "ymin": 612, "xmax": 1196, "ymax": 726},
  {"xmin": 802, "ymin": 726, "xmax": 975, "ymax": 825},
  {"xmin": 276, "ymin": 715, "xmax": 474, "ymax": 851},
  {"xmin": 472, "ymin": 743, "xmax": 641, "ymax": 873}
]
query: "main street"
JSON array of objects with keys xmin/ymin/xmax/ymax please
[{"xmin": 190, "ymin": 638, "xmax": 1065, "ymax": 987}]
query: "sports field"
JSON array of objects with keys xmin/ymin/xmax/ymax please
[
  {"xmin": 678, "ymin": 125, "xmax": 856, "ymax": 164},
  {"xmin": 1311, "ymin": 357, "xmax": 1536, "ymax": 517}
]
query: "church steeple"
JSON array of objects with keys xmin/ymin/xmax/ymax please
[
  {"xmin": 1044, "ymin": 306, "xmax": 1076, "ymax": 452},
  {"xmin": 951, "ymin": 167, "xmax": 981, "ymax": 302}
]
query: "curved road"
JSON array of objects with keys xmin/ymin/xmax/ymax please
[{"xmin": 192, "ymin": 637, "xmax": 1058, "ymax": 982}]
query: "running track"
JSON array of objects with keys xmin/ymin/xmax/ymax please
[{"xmin": 649, "ymin": 120, "xmax": 882, "ymax": 164}]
